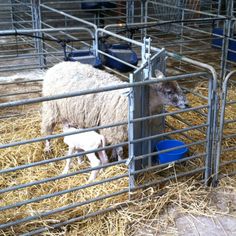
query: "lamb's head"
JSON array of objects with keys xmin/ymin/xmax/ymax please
[{"xmin": 153, "ymin": 70, "xmax": 188, "ymax": 109}]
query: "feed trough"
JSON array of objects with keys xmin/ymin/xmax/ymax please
[
  {"xmin": 67, "ymin": 50, "xmax": 102, "ymax": 68},
  {"xmin": 104, "ymin": 44, "xmax": 138, "ymax": 72}
]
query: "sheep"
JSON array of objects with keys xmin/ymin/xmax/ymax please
[
  {"xmin": 62, "ymin": 124, "xmax": 108, "ymax": 181},
  {"xmin": 41, "ymin": 61, "xmax": 188, "ymax": 156}
]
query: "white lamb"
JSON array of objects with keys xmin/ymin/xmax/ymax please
[
  {"xmin": 62, "ymin": 124, "xmax": 108, "ymax": 181},
  {"xmin": 41, "ymin": 61, "xmax": 188, "ymax": 157}
]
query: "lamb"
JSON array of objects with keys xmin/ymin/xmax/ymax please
[
  {"xmin": 62, "ymin": 124, "xmax": 108, "ymax": 181},
  {"xmin": 41, "ymin": 61, "xmax": 188, "ymax": 156}
]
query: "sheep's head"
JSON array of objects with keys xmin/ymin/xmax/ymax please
[{"xmin": 153, "ymin": 70, "xmax": 188, "ymax": 109}]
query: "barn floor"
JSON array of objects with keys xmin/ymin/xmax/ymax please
[{"xmin": 134, "ymin": 186, "xmax": 236, "ymax": 236}]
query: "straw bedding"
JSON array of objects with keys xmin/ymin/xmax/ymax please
[{"xmin": 0, "ymin": 82, "xmax": 235, "ymax": 235}]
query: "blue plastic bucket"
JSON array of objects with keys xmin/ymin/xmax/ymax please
[{"xmin": 156, "ymin": 140, "xmax": 188, "ymax": 164}]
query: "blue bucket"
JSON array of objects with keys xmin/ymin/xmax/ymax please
[{"xmin": 156, "ymin": 140, "xmax": 188, "ymax": 164}]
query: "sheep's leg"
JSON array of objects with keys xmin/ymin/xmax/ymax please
[
  {"xmin": 116, "ymin": 146, "xmax": 124, "ymax": 161},
  {"xmin": 41, "ymin": 102, "xmax": 58, "ymax": 153},
  {"xmin": 62, "ymin": 147, "xmax": 74, "ymax": 175},
  {"xmin": 98, "ymin": 151, "xmax": 108, "ymax": 173},
  {"xmin": 98, "ymin": 150, "xmax": 108, "ymax": 165},
  {"xmin": 87, "ymin": 153, "xmax": 101, "ymax": 182}
]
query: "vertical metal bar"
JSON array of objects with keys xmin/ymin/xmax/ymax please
[
  {"xmin": 213, "ymin": 70, "xmax": 236, "ymax": 186},
  {"xmin": 126, "ymin": 0, "xmax": 134, "ymax": 25},
  {"xmin": 10, "ymin": 0, "xmax": 16, "ymax": 29},
  {"xmin": 128, "ymin": 74, "xmax": 135, "ymax": 191},
  {"xmin": 180, "ymin": 7, "xmax": 185, "ymax": 55},
  {"xmin": 220, "ymin": 0, "xmax": 233, "ymax": 79},
  {"xmin": 142, "ymin": 37, "xmax": 151, "ymax": 167},
  {"xmin": 204, "ymin": 73, "xmax": 217, "ymax": 186},
  {"xmin": 141, "ymin": 0, "xmax": 147, "ymax": 40},
  {"xmin": 31, "ymin": 0, "xmax": 45, "ymax": 68}
]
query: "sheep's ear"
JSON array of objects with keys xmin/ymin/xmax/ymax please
[{"xmin": 155, "ymin": 69, "xmax": 165, "ymax": 79}]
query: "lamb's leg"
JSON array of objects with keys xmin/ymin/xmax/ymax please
[
  {"xmin": 76, "ymin": 149, "xmax": 84, "ymax": 165},
  {"xmin": 62, "ymin": 147, "xmax": 74, "ymax": 175},
  {"xmin": 87, "ymin": 153, "xmax": 101, "ymax": 182}
]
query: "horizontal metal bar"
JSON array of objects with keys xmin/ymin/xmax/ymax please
[
  {"xmin": 134, "ymin": 139, "xmax": 207, "ymax": 161},
  {"xmin": 98, "ymin": 50, "xmax": 138, "ymax": 70},
  {"xmin": 170, "ymin": 114, "xmax": 207, "ymax": 135},
  {"xmin": 132, "ymin": 105, "xmax": 208, "ymax": 123},
  {"xmin": 0, "ymin": 188, "xmax": 128, "ymax": 230},
  {"xmin": 223, "ymin": 119, "xmax": 236, "ymax": 125},
  {"xmin": 182, "ymin": 86, "xmax": 209, "ymax": 100},
  {"xmin": 0, "ymin": 120, "xmax": 128, "ymax": 150},
  {"xmin": 0, "ymin": 140, "xmax": 127, "ymax": 175},
  {"xmin": 165, "ymin": 123, "xmax": 197, "ymax": 142},
  {"xmin": 41, "ymin": 3, "xmax": 97, "ymax": 29},
  {"xmin": 0, "ymin": 90, "xmax": 41, "ymax": 98},
  {"xmin": 0, "ymin": 27, "xmax": 89, "ymax": 36},
  {"xmin": 222, "ymin": 133, "xmax": 236, "ymax": 140},
  {"xmin": 0, "ymin": 79, "xmax": 43, "ymax": 85},
  {"xmin": 0, "ymin": 173, "xmax": 128, "ymax": 212},
  {"xmin": 131, "ymin": 123, "xmax": 208, "ymax": 145},
  {"xmin": 218, "ymin": 171, "xmax": 236, "ymax": 179},
  {"xmin": 219, "ymin": 159, "xmax": 236, "ymax": 167},
  {"xmin": 132, "ymin": 152, "xmax": 207, "ymax": 175},
  {"xmin": 0, "ymin": 74, "xmax": 198, "ymax": 109},
  {"xmin": 22, "ymin": 201, "xmax": 128, "ymax": 236},
  {"xmin": 226, "ymin": 100, "xmax": 236, "ymax": 106},
  {"xmin": 132, "ymin": 167, "xmax": 205, "ymax": 191}
]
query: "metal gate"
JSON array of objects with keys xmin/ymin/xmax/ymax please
[{"xmin": 214, "ymin": 70, "xmax": 236, "ymax": 185}]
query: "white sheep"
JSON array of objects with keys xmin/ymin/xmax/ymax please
[
  {"xmin": 62, "ymin": 124, "xmax": 108, "ymax": 181},
  {"xmin": 41, "ymin": 61, "xmax": 187, "ymax": 156}
]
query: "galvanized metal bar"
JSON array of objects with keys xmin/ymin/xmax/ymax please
[
  {"xmin": 0, "ymin": 140, "xmax": 128, "ymax": 175},
  {"xmin": 0, "ymin": 90, "xmax": 41, "ymax": 98},
  {"xmin": 0, "ymin": 173, "xmax": 128, "ymax": 212},
  {"xmin": 131, "ymin": 105, "xmax": 208, "ymax": 123},
  {"xmin": 0, "ymin": 189, "xmax": 129, "ymax": 230},
  {"xmin": 0, "ymin": 74, "xmax": 198, "ymax": 109},
  {"xmin": 133, "ymin": 139, "xmax": 207, "ymax": 162},
  {"xmin": 132, "ymin": 152, "xmax": 207, "ymax": 175},
  {"xmin": 132, "ymin": 167, "xmax": 206, "ymax": 191},
  {"xmin": 170, "ymin": 114, "xmax": 207, "ymax": 135},
  {"xmin": 22, "ymin": 202, "xmax": 128, "ymax": 236},
  {"xmin": 165, "ymin": 123, "xmax": 197, "ymax": 142},
  {"xmin": 131, "ymin": 124, "xmax": 208, "ymax": 145},
  {"xmin": 219, "ymin": 159, "xmax": 236, "ymax": 167},
  {"xmin": 213, "ymin": 70, "xmax": 236, "ymax": 185}
]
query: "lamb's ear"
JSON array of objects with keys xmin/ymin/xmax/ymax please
[{"xmin": 155, "ymin": 69, "xmax": 165, "ymax": 79}]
